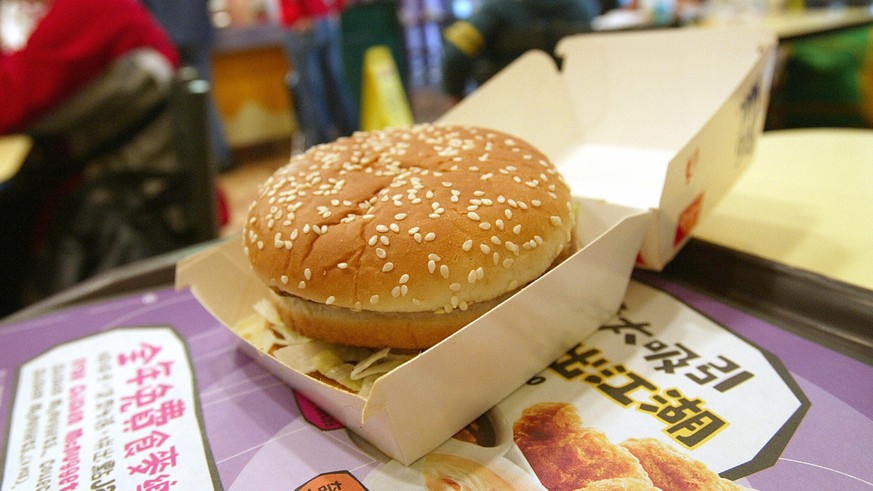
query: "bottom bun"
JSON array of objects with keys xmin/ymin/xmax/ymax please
[
  {"xmin": 270, "ymin": 236, "xmax": 578, "ymax": 350},
  {"xmin": 270, "ymin": 289, "xmax": 512, "ymax": 350}
]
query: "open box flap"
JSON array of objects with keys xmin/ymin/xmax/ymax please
[
  {"xmin": 556, "ymin": 26, "xmax": 776, "ymax": 151},
  {"xmin": 556, "ymin": 27, "xmax": 777, "ymax": 214},
  {"xmin": 442, "ymin": 27, "xmax": 776, "ymax": 218}
]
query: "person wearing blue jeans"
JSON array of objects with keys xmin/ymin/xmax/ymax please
[
  {"xmin": 142, "ymin": 0, "xmax": 235, "ymax": 171},
  {"xmin": 280, "ymin": 0, "xmax": 358, "ymax": 148}
]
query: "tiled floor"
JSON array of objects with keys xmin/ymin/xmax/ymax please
[{"xmin": 216, "ymin": 85, "xmax": 455, "ymax": 238}]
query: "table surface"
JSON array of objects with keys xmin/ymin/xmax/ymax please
[
  {"xmin": 693, "ymin": 128, "xmax": 873, "ymax": 292},
  {"xmin": 764, "ymin": 4, "xmax": 873, "ymax": 40}
]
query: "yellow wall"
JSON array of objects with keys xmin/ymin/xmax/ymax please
[{"xmin": 212, "ymin": 45, "xmax": 296, "ymax": 148}]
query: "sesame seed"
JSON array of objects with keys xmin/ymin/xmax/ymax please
[
  {"xmin": 462, "ymin": 239, "xmax": 473, "ymax": 251},
  {"xmin": 491, "ymin": 236, "xmax": 501, "ymax": 245},
  {"xmin": 550, "ymin": 216, "xmax": 563, "ymax": 226},
  {"xmin": 370, "ymin": 295, "xmax": 380, "ymax": 305},
  {"xmin": 440, "ymin": 264, "xmax": 450, "ymax": 279},
  {"xmin": 450, "ymin": 283, "xmax": 461, "ymax": 291},
  {"xmin": 298, "ymin": 281, "xmax": 307, "ymax": 289},
  {"xmin": 468, "ymin": 270, "xmax": 477, "ymax": 283},
  {"xmin": 513, "ymin": 224, "xmax": 522, "ymax": 235},
  {"xmin": 337, "ymin": 262, "xmax": 349, "ymax": 269},
  {"xmin": 394, "ymin": 213, "xmax": 407, "ymax": 220},
  {"xmin": 392, "ymin": 286, "xmax": 401, "ymax": 297},
  {"xmin": 376, "ymin": 224, "xmax": 389, "ymax": 233},
  {"xmin": 480, "ymin": 244, "xmax": 491, "ymax": 254},
  {"xmin": 428, "ymin": 260, "xmax": 436, "ymax": 273},
  {"xmin": 376, "ymin": 248, "xmax": 387, "ymax": 259},
  {"xmin": 281, "ymin": 275, "xmax": 289, "ymax": 284},
  {"xmin": 304, "ymin": 268, "xmax": 312, "ymax": 280},
  {"xmin": 429, "ymin": 253, "xmax": 441, "ymax": 261},
  {"xmin": 479, "ymin": 222, "xmax": 491, "ymax": 230},
  {"xmin": 368, "ymin": 236, "xmax": 378, "ymax": 246},
  {"xmin": 326, "ymin": 296, "xmax": 335, "ymax": 305},
  {"xmin": 505, "ymin": 209, "xmax": 513, "ymax": 219},
  {"xmin": 399, "ymin": 274, "xmax": 409, "ymax": 284},
  {"xmin": 425, "ymin": 232, "xmax": 436, "ymax": 242},
  {"xmin": 467, "ymin": 212, "xmax": 481, "ymax": 221},
  {"xmin": 380, "ymin": 236, "xmax": 390, "ymax": 246}
]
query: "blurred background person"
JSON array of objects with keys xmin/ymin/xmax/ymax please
[
  {"xmin": 141, "ymin": 0, "xmax": 235, "ymax": 172},
  {"xmin": 278, "ymin": 0, "xmax": 359, "ymax": 148},
  {"xmin": 440, "ymin": 0, "xmax": 599, "ymax": 102},
  {"xmin": 0, "ymin": 0, "xmax": 180, "ymax": 317},
  {"xmin": 0, "ymin": 0, "xmax": 179, "ymax": 134}
]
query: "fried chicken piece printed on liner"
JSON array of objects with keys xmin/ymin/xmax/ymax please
[
  {"xmin": 621, "ymin": 438, "xmax": 755, "ymax": 491},
  {"xmin": 512, "ymin": 402, "xmax": 657, "ymax": 491}
]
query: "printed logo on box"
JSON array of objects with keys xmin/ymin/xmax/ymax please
[
  {"xmin": 737, "ymin": 82, "xmax": 764, "ymax": 159},
  {"xmin": 674, "ymin": 193, "xmax": 704, "ymax": 247}
]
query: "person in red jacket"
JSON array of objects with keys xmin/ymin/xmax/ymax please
[
  {"xmin": 0, "ymin": 0, "xmax": 180, "ymax": 135},
  {"xmin": 279, "ymin": 0, "xmax": 358, "ymax": 148},
  {"xmin": 0, "ymin": 0, "xmax": 180, "ymax": 317}
]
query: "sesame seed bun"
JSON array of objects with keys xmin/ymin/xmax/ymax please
[{"xmin": 243, "ymin": 123, "xmax": 575, "ymax": 349}]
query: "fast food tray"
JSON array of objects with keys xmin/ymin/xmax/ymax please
[
  {"xmin": 2, "ymin": 238, "xmax": 873, "ymax": 490},
  {"xmin": 637, "ymin": 238, "xmax": 873, "ymax": 364}
]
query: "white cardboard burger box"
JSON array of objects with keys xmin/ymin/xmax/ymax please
[{"xmin": 176, "ymin": 26, "xmax": 776, "ymax": 465}]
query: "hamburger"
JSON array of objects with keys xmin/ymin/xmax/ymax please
[{"xmin": 238, "ymin": 123, "xmax": 575, "ymax": 391}]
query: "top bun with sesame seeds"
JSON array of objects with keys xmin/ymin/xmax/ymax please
[{"xmin": 243, "ymin": 123, "xmax": 576, "ymax": 350}]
